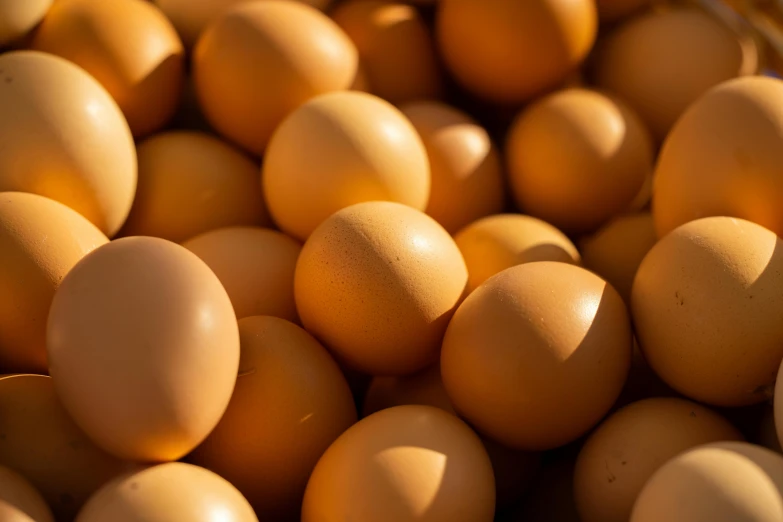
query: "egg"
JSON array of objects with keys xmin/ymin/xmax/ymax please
[
  {"xmin": 436, "ymin": 0, "xmax": 597, "ymax": 103},
  {"xmin": 0, "ymin": 0, "xmax": 52, "ymax": 46},
  {"xmin": 33, "ymin": 0, "xmax": 184, "ymax": 138},
  {"xmin": 595, "ymin": 0, "xmax": 651, "ymax": 23},
  {"xmin": 580, "ymin": 212, "xmax": 657, "ymax": 304},
  {"xmin": 574, "ymin": 398, "xmax": 743, "ymax": 522},
  {"xmin": 631, "ymin": 442, "xmax": 783, "ymax": 522},
  {"xmin": 653, "ymin": 76, "xmax": 783, "ymax": 238},
  {"xmin": 332, "ymin": 0, "xmax": 442, "ymax": 103},
  {"xmin": 189, "ymin": 316, "xmax": 356, "ymax": 521},
  {"xmin": 182, "ymin": 227, "xmax": 301, "ymax": 321},
  {"xmin": 441, "ymin": 262, "xmax": 632, "ymax": 450},
  {"xmin": 0, "ymin": 375, "xmax": 131, "ymax": 520},
  {"xmin": 400, "ymin": 101, "xmax": 504, "ymax": 234},
  {"xmin": 506, "ymin": 88, "xmax": 653, "ymax": 234},
  {"xmin": 302, "ymin": 405, "xmax": 496, "ymax": 522},
  {"xmin": 77, "ymin": 463, "xmax": 257, "ymax": 522},
  {"xmin": 454, "ymin": 214, "xmax": 581, "ymax": 294},
  {"xmin": 0, "ymin": 51, "xmax": 136, "ymax": 237},
  {"xmin": 594, "ymin": 8, "xmax": 757, "ymax": 142},
  {"xmin": 0, "ymin": 466, "xmax": 54, "ymax": 522},
  {"xmin": 193, "ymin": 1, "xmax": 358, "ymax": 155},
  {"xmin": 295, "ymin": 201, "xmax": 467, "ymax": 375},
  {"xmin": 263, "ymin": 91, "xmax": 430, "ymax": 241},
  {"xmin": 46, "ymin": 237, "xmax": 239, "ymax": 462},
  {"xmin": 120, "ymin": 131, "xmax": 270, "ymax": 243},
  {"xmin": 0, "ymin": 193, "xmax": 108, "ymax": 374},
  {"xmin": 632, "ymin": 216, "xmax": 783, "ymax": 407}
]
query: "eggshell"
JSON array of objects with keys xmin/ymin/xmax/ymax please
[
  {"xmin": 46, "ymin": 237, "xmax": 240, "ymax": 462},
  {"xmin": 33, "ymin": 0, "xmax": 184, "ymax": 138},
  {"xmin": 436, "ymin": 0, "xmax": 597, "ymax": 103},
  {"xmin": 0, "ymin": 0, "xmax": 52, "ymax": 46},
  {"xmin": 0, "ymin": 51, "xmax": 136, "ymax": 237},
  {"xmin": 189, "ymin": 316, "xmax": 356, "ymax": 521},
  {"xmin": 580, "ymin": 212, "xmax": 657, "ymax": 304},
  {"xmin": 574, "ymin": 398, "xmax": 743, "ymax": 522},
  {"xmin": 631, "ymin": 442, "xmax": 783, "ymax": 522},
  {"xmin": 77, "ymin": 463, "xmax": 257, "ymax": 522},
  {"xmin": 454, "ymin": 214, "xmax": 580, "ymax": 294},
  {"xmin": 0, "ymin": 193, "xmax": 108, "ymax": 374},
  {"xmin": 263, "ymin": 91, "xmax": 430, "ymax": 241},
  {"xmin": 441, "ymin": 262, "xmax": 632, "ymax": 450},
  {"xmin": 193, "ymin": 0, "xmax": 358, "ymax": 155},
  {"xmin": 594, "ymin": 8, "xmax": 757, "ymax": 142},
  {"xmin": 653, "ymin": 76, "xmax": 783, "ymax": 238},
  {"xmin": 332, "ymin": 0, "xmax": 442, "ymax": 103},
  {"xmin": 182, "ymin": 227, "xmax": 301, "ymax": 321},
  {"xmin": 632, "ymin": 217, "xmax": 783, "ymax": 407},
  {"xmin": 302, "ymin": 405, "xmax": 496, "ymax": 522},
  {"xmin": 295, "ymin": 201, "xmax": 467, "ymax": 375},
  {"xmin": 400, "ymin": 101, "xmax": 504, "ymax": 234},
  {"xmin": 595, "ymin": 0, "xmax": 650, "ymax": 23},
  {"xmin": 0, "ymin": 466, "xmax": 54, "ymax": 522},
  {"xmin": 0, "ymin": 375, "xmax": 131, "ymax": 521},
  {"xmin": 120, "ymin": 131, "xmax": 270, "ymax": 243},
  {"xmin": 506, "ymin": 88, "xmax": 653, "ymax": 234}
]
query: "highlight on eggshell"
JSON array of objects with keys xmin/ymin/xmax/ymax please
[{"xmin": 0, "ymin": 0, "xmax": 52, "ymax": 46}]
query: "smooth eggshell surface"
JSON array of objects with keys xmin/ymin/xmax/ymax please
[
  {"xmin": 46, "ymin": 237, "xmax": 240, "ymax": 462},
  {"xmin": 0, "ymin": 375, "xmax": 131, "ymax": 521},
  {"xmin": 0, "ymin": 51, "xmax": 136, "ymax": 237},
  {"xmin": 189, "ymin": 316, "xmax": 356, "ymax": 521},
  {"xmin": 0, "ymin": 0, "xmax": 52, "ymax": 45},
  {"xmin": 0, "ymin": 193, "xmax": 108, "ymax": 374},
  {"xmin": 632, "ymin": 217, "xmax": 783, "ymax": 407},
  {"xmin": 263, "ymin": 91, "xmax": 430, "ymax": 241},
  {"xmin": 454, "ymin": 214, "xmax": 580, "ymax": 293},
  {"xmin": 295, "ymin": 201, "xmax": 467, "ymax": 376},
  {"xmin": 0, "ymin": 466, "xmax": 54, "ymax": 522},
  {"xmin": 631, "ymin": 442, "xmax": 783, "ymax": 522},
  {"xmin": 120, "ymin": 131, "xmax": 271, "ymax": 243},
  {"xmin": 574, "ymin": 397, "xmax": 743, "ymax": 522},
  {"xmin": 441, "ymin": 261, "xmax": 632, "ymax": 450},
  {"xmin": 653, "ymin": 76, "xmax": 783, "ymax": 238},
  {"xmin": 76, "ymin": 463, "xmax": 258, "ymax": 522},
  {"xmin": 302, "ymin": 405, "xmax": 496, "ymax": 522},
  {"xmin": 193, "ymin": 0, "xmax": 358, "ymax": 155}
]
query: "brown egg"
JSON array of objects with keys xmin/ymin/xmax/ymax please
[
  {"xmin": 120, "ymin": 131, "xmax": 270, "ymax": 243},
  {"xmin": 263, "ymin": 91, "xmax": 430, "ymax": 241},
  {"xmin": 506, "ymin": 88, "xmax": 653, "ymax": 234},
  {"xmin": 193, "ymin": 1, "xmax": 358, "ymax": 155},
  {"xmin": 0, "ymin": 51, "xmax": 136, "ymax": 237},
  {"xmin": 436, "ymin": 0, "xmax": 597, "ymax": 103},
  {"xmin": 0, "ymin": 466, "xmax": 54, "ymax": 522},
  {"xmin": 595, "ymin": 0, "xmax": 650, "ymax": 23},
  {"xmin": 574, "ymin": 398, "xmax": 742, "ymax": 522},
  {"xmin": 454, "ymin": 214, "xmax": 581, "ymax": 294},
  {"xmin": 628, "ymin": 171, "xmax": 653, "ymax": 212},
  {"xmin": 332, "ymin": 0, "xmax": 442, "ymax": 103},
  {"xmin": 441, "ymin": 262, "xmax": 632, "ymax": 450},
  {"xmin": 0, "ymin": 193, "xmax": 108, "ymax": 374},
  {"xmin": 0, "ymin": 0, "xmax": 52, "ymax": 46},
  {"xmin": 594, "ymin": 8, "xmax": 757, "ymax": 142},
  {"xmin": 182, "ymin": 227, "xmax": 301, "ymax": 321},
  {"xmin": 653, "ymin": 76, "xmax": 783, "ymax": 238},
  {"xmin": 400, "ymin": 101, "xmax": 504, "ymax": 234},
  {"xmin": 189, "ymin": 316, "xmax": 356, "ymax": 521},
  {"xmin": 632, "ymin": 217, "xmax": 783, "ymax": 407},
  {"xmin": 46, "ymin": 237, "xmax": 239, "ymax": 462},
  {"xmin": 0, "ymin": 375, "xmax": 131, "ymax": 521},
  {"xmin": 295, "ymin": 201, "xmax": 467, "ymax": 375},
  {"xmin": 580, "ymin": 212, "xmax": 657, "ymax": 304},
  {"xmin": 77, "ymin": 463, "xmax": 257, "ymax": 522},
  {"xmin": 302, "ymin": 405, "xmax": 495, "ymax": 522},
  {"xmin": 631, "ymin": 442, "xmax": 783, "ymax": 522},
  {"xmin": 33, "ymin": 0, "xmax": 184, "ymax": 138}
]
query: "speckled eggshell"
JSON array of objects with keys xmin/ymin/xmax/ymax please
[
  {"xmin": 0, "ymin": 0, "xmax": 52, "ymax": 46},
  {"xmin": 0, "ymin": 466, "xmax": 54, "ymax": 522},
  {"xmin": 632, "ymin": 217, "xmax": 783, "ymax": 407}
]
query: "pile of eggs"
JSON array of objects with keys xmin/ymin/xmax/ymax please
[{"xmin": 1, "ymin": 0, "xmax": 783, "ymax": 520}]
